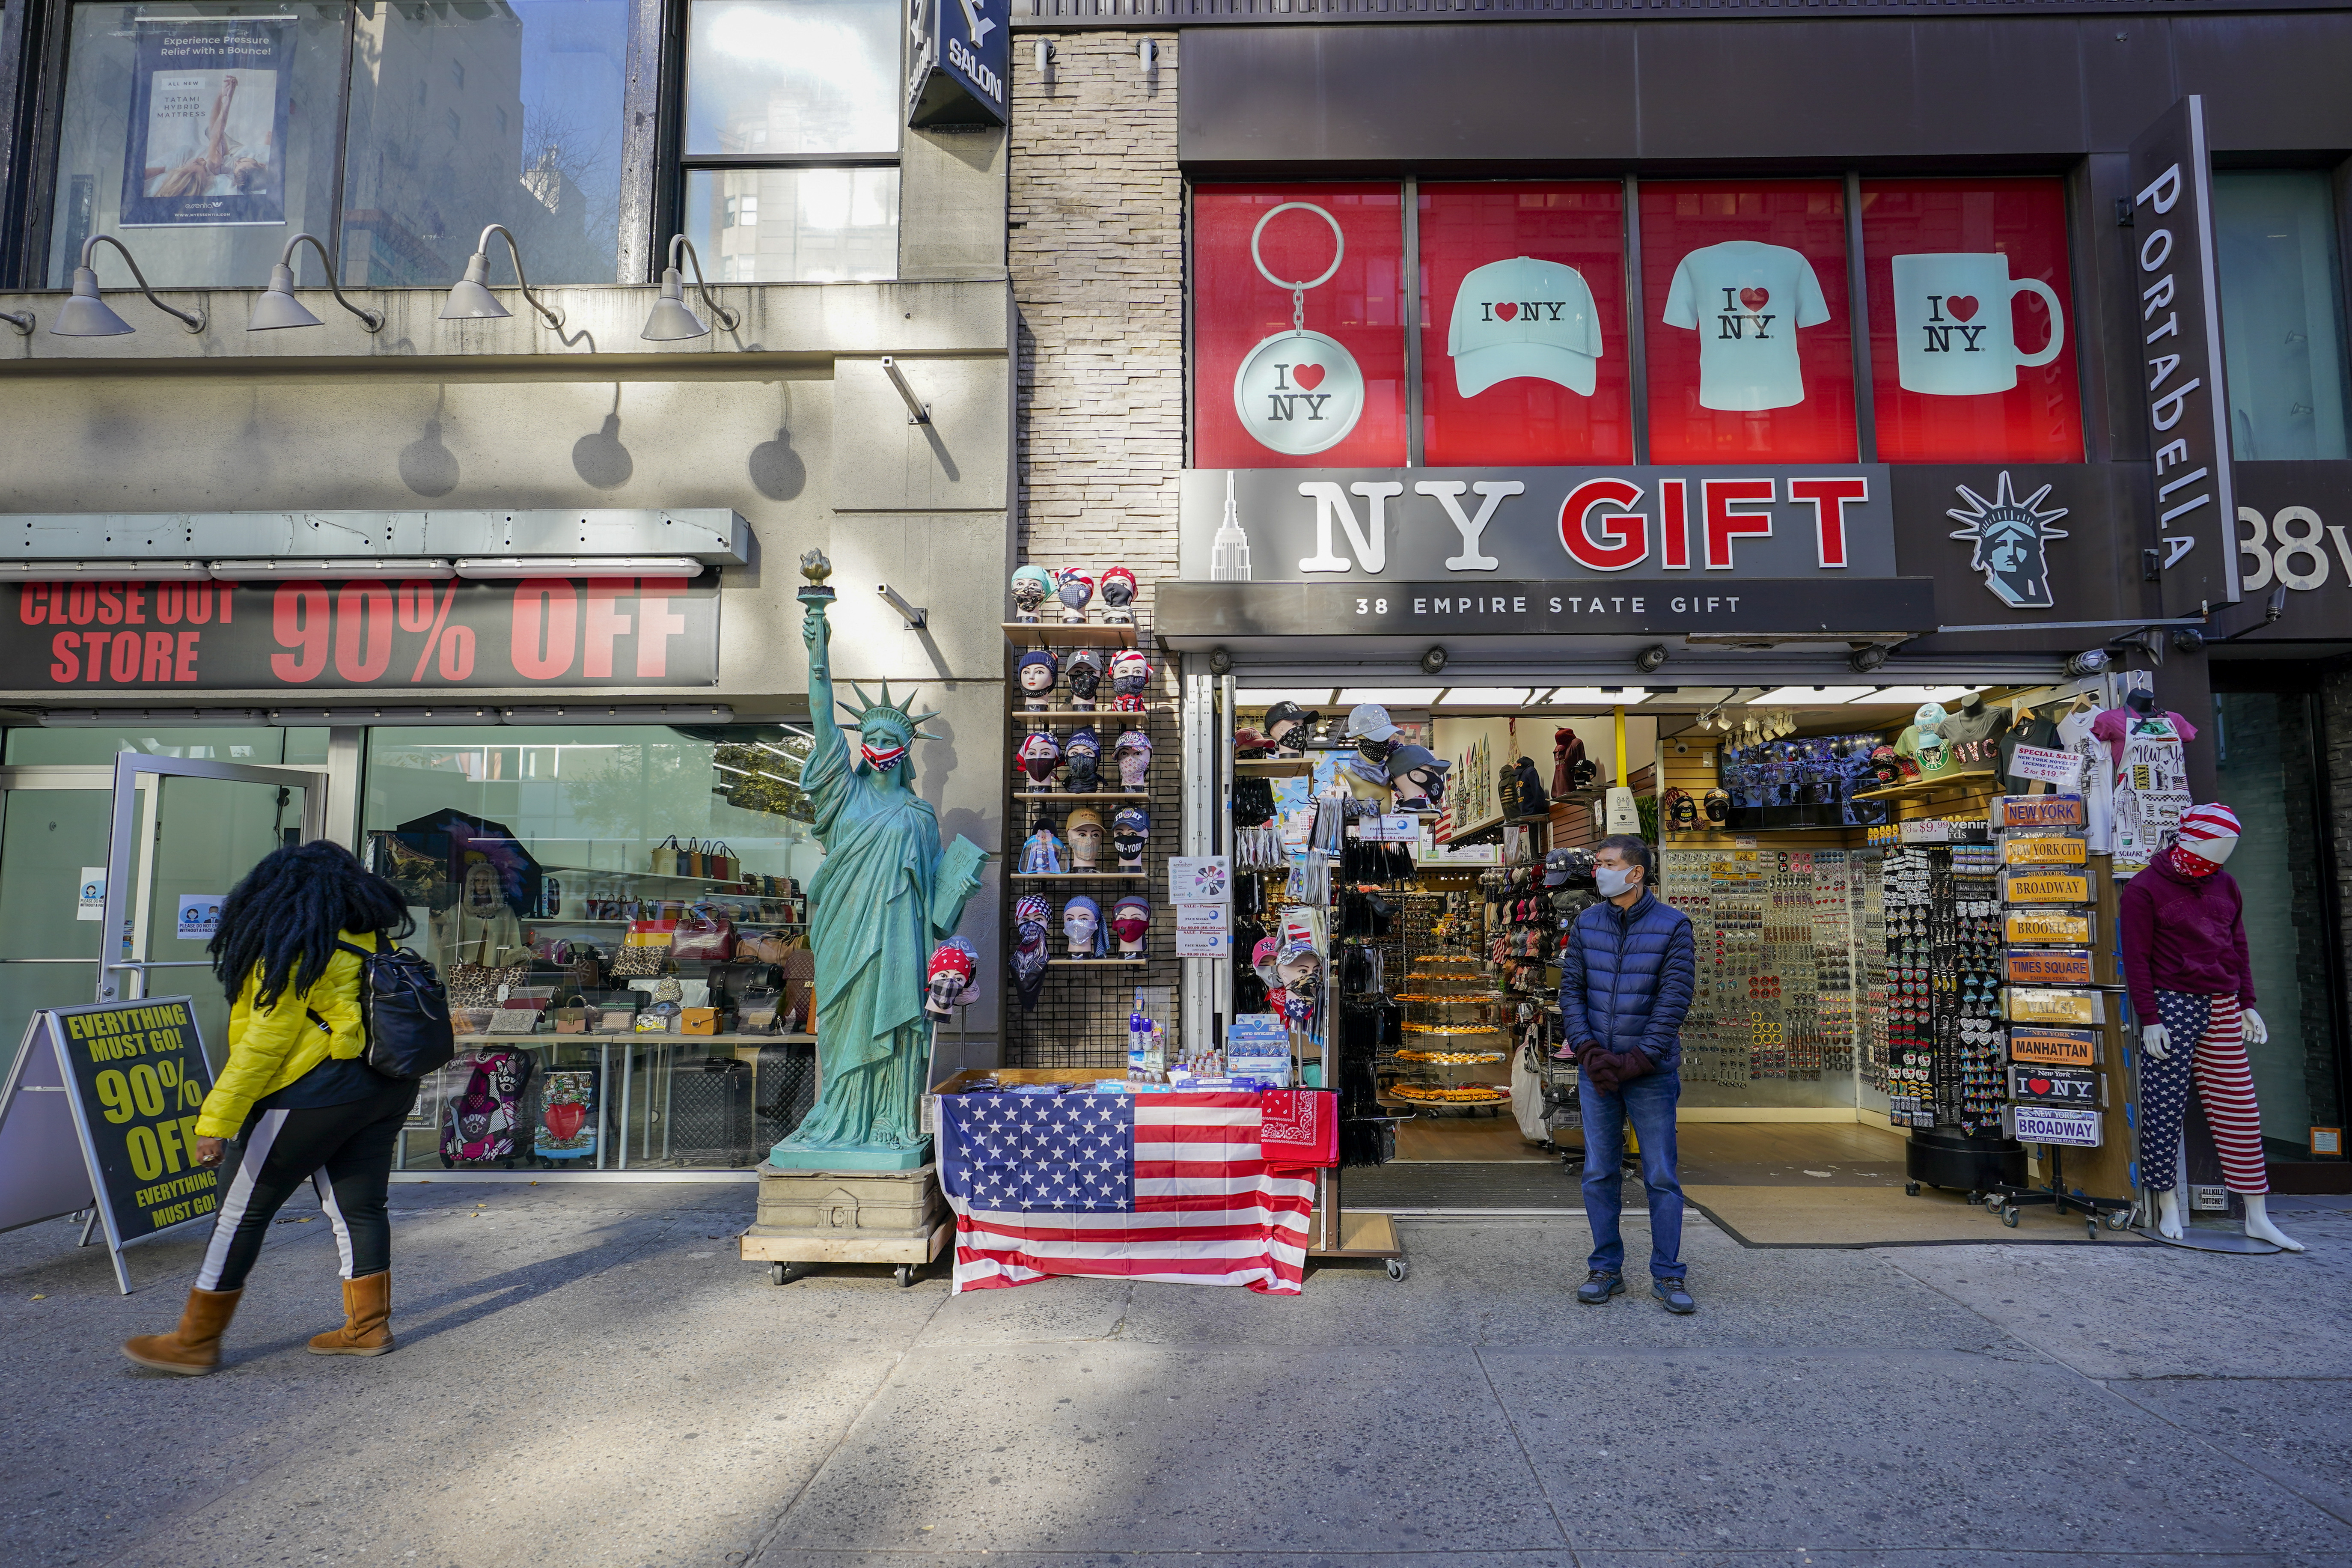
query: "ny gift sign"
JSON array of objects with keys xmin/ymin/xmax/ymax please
[{"xmin": 6, "ymin": 577, "xmax": 719, "ymax": 692}]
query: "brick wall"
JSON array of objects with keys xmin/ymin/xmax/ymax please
[
  {"xmin": 2325, "ymin": 662, "xmax": 2352, "ymax": 1130},
  {"xmin": 1010, "ymin": 32, "xmax": 1184, "ymax": 608}
]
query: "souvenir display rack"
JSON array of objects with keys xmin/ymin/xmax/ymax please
[
  {"xmin": 1003, "ymin": 622, "xmax": 1180, "ymax": 1070},
  {"xmin": 1392, "ymin": 958, "xmax": 1510, "ymax": 1112}
]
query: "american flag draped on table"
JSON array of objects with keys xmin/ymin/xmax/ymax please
[{"xmin": 937, "ymin": 1091, "xmax": 1314, "ymax": 1294}]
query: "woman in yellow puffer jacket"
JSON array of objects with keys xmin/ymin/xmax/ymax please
[{"xmin": 123, "ymin": 841, "xmax": 419, "ymax": 1375}]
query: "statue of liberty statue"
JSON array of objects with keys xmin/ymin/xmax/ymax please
[{"xmin": 769, "ymin": 552, "xmax": 987, "ymax": 1171}]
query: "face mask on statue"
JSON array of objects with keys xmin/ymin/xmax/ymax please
[{"xmin": 1595, "ymin": 863, "xmax": 1639, "ymax": 898}]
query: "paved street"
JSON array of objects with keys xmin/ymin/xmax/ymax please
[{"xmin": 3, "ymin": 1183, "xmax": 2348, "ymax": 1568}]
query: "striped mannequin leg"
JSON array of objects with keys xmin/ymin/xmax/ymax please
[{"xmin": 2188, "ymin": 997, "xmax": 2268, "ymax": 1195}]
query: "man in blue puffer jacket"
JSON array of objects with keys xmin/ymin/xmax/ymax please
[{"xmin": 1556, "ymin": 833, "xmax": 1697, "ymax": 1313}]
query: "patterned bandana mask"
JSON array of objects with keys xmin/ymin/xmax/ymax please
[
  {"xmin": 1116, "ymin": 741, "xmax": 1151, "ymax": 790},
  {"xmin": 862, "ymin": 740, "xmax": 908, "ymax": 773},
  {"xmin": 2169, "ymin": 845, "xmax": 2221, "ymax": 878}
]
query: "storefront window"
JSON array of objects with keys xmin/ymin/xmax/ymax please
[
  {"xmin": 3, "ymin": 726, "xmax": 327, "ymax": 765},
  {"xmin": 361, "ymin": 723, "xmax": 822, "ymax": 1170},
  {"xmin": 2212, "ymin": 690, "xmax": 2345, "ymax": 1158},
  {"xmin": 1418, "ymin": 181, "xmax": 1631, "ymax": 466},
  {"xmin": 678, "ymin": 0, "xmax": 900, "ymax": 283},
  {"xmin": 683, "ymin": 165, "xmax": 898, "ymax": 283},
  {"xmin": 1192, "ymin": 183, "xmax": 1408, "ymax": 469},
  {"xmin": 43, "ymin": 0, "xmax": 631, "ymax": 291},
  {"xmin": 1859, "ymin": 178, "xmax": 2082, "ymax": 464},
  {"xmin": 45, "ymin": 2, "xmax": 350, "ymax": 289},
  {"xmin": 2215, "ymin": 172, "xmax": 2352, "ymax": 461},
  {"xmin": 1640, "ymin": 180, "xmax": 1857, "ymax": 464},
  {"xmin": 339, "ymin": 0, "xmax": 629, "ymax": 287}
]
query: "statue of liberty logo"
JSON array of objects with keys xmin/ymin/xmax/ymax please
[{"xmin": 1947, "ymin": 472, "xmax": 2069, "ymax": 610}]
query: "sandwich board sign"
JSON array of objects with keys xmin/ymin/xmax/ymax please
[{"xmin": 0, "ymin": 998, "xmax": 216, "ymax": 1293}]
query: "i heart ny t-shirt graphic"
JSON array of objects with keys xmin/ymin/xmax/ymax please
[{"xmin": 1662, "ymin": 241, "xmax": 1832, "ymax": 411}]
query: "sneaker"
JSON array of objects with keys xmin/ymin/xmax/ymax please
[
  {"xmin": 1653, "ymin": 1277, "xmax": 1695, "ymax": 1315},
  {"xmin": 1576, "ymin": 1270, "xmax": 1625, "ymax": 1305}
]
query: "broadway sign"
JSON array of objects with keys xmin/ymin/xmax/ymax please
[{"xmin": 3, "ymin": 577, "xmax": 719, "ymax": 692}]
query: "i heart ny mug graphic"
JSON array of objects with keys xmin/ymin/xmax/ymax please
[{"xmin": 1891, "ymin": 252, "xmax": 2064, "ymax": 397}]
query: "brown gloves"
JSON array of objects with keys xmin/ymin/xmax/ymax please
[{"xmin": 1575, "ymin": 1043, "xmax": 1654, "ymax": 1096}]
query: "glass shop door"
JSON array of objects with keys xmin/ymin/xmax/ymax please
[
  {"xmin": 100, "ymin": 754, "xmax": 328, "ymax": 1072},
  {"xmin": 0, "ymin": 766, "xmax": 117, "ymax": 1080}
]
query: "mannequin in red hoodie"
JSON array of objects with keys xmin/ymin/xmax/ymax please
[{"xmin": 2119, "ymin": 803, "xmax": 2301, "ymax": 1251}]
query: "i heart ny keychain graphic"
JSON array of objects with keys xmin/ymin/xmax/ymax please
[{"xmin": 1232, "ymin": 202, "xmax": 1365, "ymax": 456}]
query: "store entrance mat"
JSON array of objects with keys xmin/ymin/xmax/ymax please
[
  {"xmin": 1683, "ymin": 1182, "xmax": 2153, "ymax": 1249},
  {"xmin": 1342, "ymin": 1160, "xmax": 1583, "ymax": 1211}
]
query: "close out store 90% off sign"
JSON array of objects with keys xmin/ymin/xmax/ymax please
[{"xmin": 8, "ymin": 576, "xmax": 721, "ymax": 691}]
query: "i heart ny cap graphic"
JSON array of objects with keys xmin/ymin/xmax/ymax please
[{"xmin": 1448, "ymin": 256, "xmax": 1603, "ymax": 398}]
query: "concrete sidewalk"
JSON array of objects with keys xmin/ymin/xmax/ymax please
[{"xmin": 2, "ymin": 1183, "xmax": 2347, "ymax": 1568}]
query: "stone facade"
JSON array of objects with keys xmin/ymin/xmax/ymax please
[{"xmin": 1010, "ymin": 32, "xmax": 1184, "ymax": 610}]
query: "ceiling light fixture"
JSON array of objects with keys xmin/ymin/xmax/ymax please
[
  {"xmin": 438, "ymin": 224, "xmax": 565, "ymax": 327},
  {"xmin": 640, "ymin": 234, "xmax": 739, "ymax": 341},
  {"xmin": 50, "ymin": 234, "xmax": 205, "ymax": 336},
  {"xmin": 1432, "ymin": 687, "xmax": 1535, "ymax": 708},
  {"xmin": 452, "ymin": 557, "xmax": 707, "ymax": 580},
  {"xmin": 1541, "ymin": 687, "xmax": 1651, "ymax": 706},
  {"xmin": 1750, "ymin": 685, "xmax": 1873, "ymax": 705},
  {"xmin": 247, "ymin": 233, "xmax": 384, "ymax": 332},
  {"xmin": 208, "ymin": 558, "xmax": 454, "ymax": 580}
]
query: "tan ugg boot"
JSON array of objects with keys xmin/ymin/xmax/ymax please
[
  {"xmin": 122, "ymin": 1286, "xmax": 243, "ymax": 1375},
  {"xmin": 307, "ymin": 1270, "xmax": 395, "ymax": 1356}
]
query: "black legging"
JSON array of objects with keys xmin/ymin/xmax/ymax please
[{"xmin": 196, "ymin": 1079, "xmax": 418, "ymax": 1292}]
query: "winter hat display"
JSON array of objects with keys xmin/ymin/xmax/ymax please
[
  {"xmin": 1099, "ymin": 566, "xmax": 1139, "ymax": 624},
  {"xmin": 1067, "ymin": 806, "xmax": 1105, "ymax": 869},
  {"xmin": 1112, "ymin": 805, "xmax": 1149, "ymax": 870},
  {"xmin": 1016, "ymin": 648, "xmax": 1060, "ymax": 710},
  {"xmin": 1064, "ymin": 726, "xmax": 1103, "ymax": 792},
  {"xmin": 1112, "ymin": 894, "xmax": 1151, "ymax": 956},
  {"xmin": 1109, "ymin": 649, "xmax": 1153, "ymax": 712},
  {"xmin": 1056, "ymin": 568, "xmax": 1095, "ymax": 623},
  {"xmin": 1065, "ymin": 649, "xmax": 1106, "ymax": 710},
  {"xmin": 2171, "ymin": 802, "xmax": 2242, "ymax": 877},
  {"xmin": 925, "ymin": 939, "xmax": 978, "ymax": 1017},
  {"xmin": 1010, "ymin": 564, "xmax": 1055, "ymax": 622},
  {"xmin": 1114, "ymin": 729, "xmax": 1153, "ymax": 789},
  {"xmin": 1063, "ymin": 895, "xmax": 1107, "ymax": 957},
  {"xmin": 1018, "ymin": 729, "xmax": 1062, "ymax": 791}
]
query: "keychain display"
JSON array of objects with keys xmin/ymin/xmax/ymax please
[{"xmin": 1232, "ymin": 202, "xmax": 1366, "ymax": 456}]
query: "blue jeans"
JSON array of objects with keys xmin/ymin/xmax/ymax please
[{"xmin": 1579, "ymin": 1067, "xmax": 1684, "ymax": 1282}]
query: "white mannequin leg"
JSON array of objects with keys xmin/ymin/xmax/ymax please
[
  {"xmin": 2153, "ymin": 1188, "xmax": 2185, "ymax": 1241},
  {"xmin": 2241, "ymin": 1194, "xmax": 2305, "ymax": 1253}
]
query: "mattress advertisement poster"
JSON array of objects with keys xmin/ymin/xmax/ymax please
[{"xmin": 122, "ymin": 19, "xmax": 294, "ymax": 228}]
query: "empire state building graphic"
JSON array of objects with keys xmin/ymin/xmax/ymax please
[{"xmin": 1209, "ymin": 470, "xmax": 1252, "ymax": 581}]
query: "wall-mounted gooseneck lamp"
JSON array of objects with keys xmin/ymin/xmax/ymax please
[
  {"xmin": 438, "ymin": 224, "xmax": 565, "ymax": 328},
  {"xmin": 641, "ymin": 234, "xmax": 739, "ymax": 342},
  {"xmin": 248, "ymin": 233, "xmax": 384, "ymax": 332},
  {"xmin": 50, "ymin": 235, "xmax": 206, "ymax": 336},
  {"xmin": 1, "ymin": 308, "xmax": 30, "ymax": 335}
]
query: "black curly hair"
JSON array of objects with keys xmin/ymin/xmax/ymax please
[{"xmin": 208, "ymin": 841, "xmax": 414, "ymax": 1009}]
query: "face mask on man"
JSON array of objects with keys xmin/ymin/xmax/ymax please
[{"xmin": 1595, "ymin": 862, "xmax": 1639, "ymax": 898}]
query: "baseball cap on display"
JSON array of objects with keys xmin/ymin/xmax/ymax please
[
  {"xmin": 1343, "ymin": 702, "xmax": 1400, "ymax": 744},
  {"xmin": 1448, "ymin": 256, "xmax": 1603, "ymax": 398}
]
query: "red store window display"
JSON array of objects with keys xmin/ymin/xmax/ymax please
[
  {"xmin": 1418, "ymin": 182, "xmax": 1632, "ymax": 466},
  {"xmin": 1860, "ymin": 179, "xmax": 2084, "ymax": 463},
  {"xmin": 1641, "ymin": 181, "xmax": 1857, "ymax": 464},
  {"xmin": 1192, "ymin": 185, "xmax": 1408, "ymax": 469}
]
